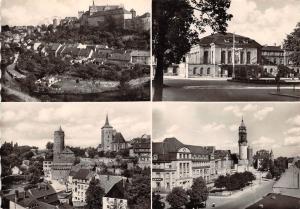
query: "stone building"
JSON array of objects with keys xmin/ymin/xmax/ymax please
[
  {"xmin": 99, "ymin": 115, "xmax": 128, "ymax": 152},
  {"xmin": 181, "ymin": 33, "xmax": 262, "ymax": 78},
  {"xmin": 43, "ymin": 127, "xmax": 75, "ymax": 183},
  {"xmin": 129, "ymin": 135, "xmax": 151, "ymax": 168},
  {"xmin": 78, "ymin": 1, "xmax": 150, "ymax": 31},
  {"xmin": 152, "ymin": 137, "xmax": 233, "ymax": 193}
]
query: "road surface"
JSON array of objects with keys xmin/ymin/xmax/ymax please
[{"xmin": 161, "ymin": 78, "xmax": 300, "ymax": 101}]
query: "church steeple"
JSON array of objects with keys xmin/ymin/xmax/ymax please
[
  {"xmin": 102, "ymin": 114, "xmax": 112, "ymax": 129},
  {"xmin": 238, "ymin": 117, "xmax": 247, "ymax": 144},
  {"xmin": 105, "ymin": 114, "xmax": 110, "ymax": 126},
  {"xmin": 93, "ymin": 0, "xmax": 95, "ymax": 6}
]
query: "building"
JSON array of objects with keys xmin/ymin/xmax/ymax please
[
  {"xmin": 152, "ymin": 137, "xmax": 232, "ymax": 193},
  {"xmin": 180, "ymin": 33, "xmax": 262, "ymax": 78},
  {"xmin": 129, "ymin": 135, "xmax": 151, "ymax": 168},
  {"xmin": 130, "ymin": 50, "xmax": 151, "ymax": 65},
  {"xmin": 43, "ymin": 127, "xmax": 75, "ymax": 183},
  {"xmin": 99, "ymin": 115, "xmax": 128, "ymax": 152},
  {"xmin": 79, "ymin": 1, "xmax": 149, "ymax": 31}
]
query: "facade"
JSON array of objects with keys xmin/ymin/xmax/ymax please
[
  {"xmin": 43, "ymin": 127, "xmax": 75, "ymax": 183},
  {"xmin": 79, "ymin": 1, "xmax": 149, "ymax": 31},
  {"xmin": 181, "ymin": 33, "xmax": 262, "ymax": 78},
  {"xmin": 99, "ymin": 115, "xmax": 128, "ymax": 152},
  {"xmin": 152, "ymin": 137, "xmax": 233, "ymax": 193},
  {"xmin": 129, "ymin": 135, "xmax": 151, "ymax": 168}
]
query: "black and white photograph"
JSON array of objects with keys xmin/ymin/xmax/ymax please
[
  {"xmin": 1, "ymin": 0, "xmax": 151, "ymax": 102},
  {"xmin": 0, "ymin": 102, "xmax": 151, "ymax": 209},
  {"xmin": 152, "ymin": 0, "xmax": 300, "ymax": 101},
  {"xmin": 152, "ymin": 102, "xmax": 300, "ymax": 209}
]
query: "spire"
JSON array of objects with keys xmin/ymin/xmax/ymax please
[
  {"xmin": 105, "ymin": 114, "xmax": 110, "ymax": 126},
  {"xmin": 240, "ymin": 116, "xmax": 246, "ymax": 127},
  {"xmin": 93, "ymin": 0, "xmax": 95, "ymax": 6},
  {"xmin": 58, "ymin": 125, "xmax": 63, "ymax": 132}
]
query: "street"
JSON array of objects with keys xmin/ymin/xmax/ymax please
[
  {"xmin": 159, "ymin": 180, "xmax": 275, "ymax": 209},
  {"xmin": 161, "ymin": 78, "xmax": 300, "ymax": 101}
]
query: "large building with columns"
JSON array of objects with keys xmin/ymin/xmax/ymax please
[{"xmin": 181, "ymin": 33, "xmax": 262, "ymax": 78}]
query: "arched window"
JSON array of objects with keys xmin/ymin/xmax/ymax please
[
  {"xmin": 207, "ymin": 68, "xmax": 211, "ymax": 75},
  {"xmin": 270, "ymin": 68, "xmax": 273, "ymax": 73},
  {"xmin": 193, "ymin": 67, "xmax": 197, "ymax": 75},
  {"xmin": 200, "ymin": 67, "xmax": 203, "ymax": 75}
]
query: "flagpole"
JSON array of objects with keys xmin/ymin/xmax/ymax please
[{"xmin": 232, "ymin": 33, "xmax": 235, "ymax": 79}]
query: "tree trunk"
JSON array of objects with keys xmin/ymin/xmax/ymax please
[{"xmin": 153, "ymin": 56, "xmax": 165, "ymax": 101}]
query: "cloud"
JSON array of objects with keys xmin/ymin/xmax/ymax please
[
  {"xmin": 252, "ymin": 136, "xmax": 276, "ymax": 147},
  {"xmin": 254, "ymin": 107, "xmax": 274, "ymax": 121},
  {"xmin": 201, "ymin": 122, "xmax": 226, "ymax": 132},
  {"xmin": 284, "ymin": 136, "xmax": 300, "ymax": 147},
  {"xmin": 2, "ymin": 0, "xmax": 150, "ymax": 26},
  {"xmin": 229, "ymin": 124, "xmax": 239, "ymax": 132},
  {"xmin": 227, "ymin": 0, "xmax": 300, "ymax": 45},
  {"xmin": 287, "ymin": 115, "xmax": 300, "ymax": 126},
  {"xmin": 242, "ymin": 104, "xmax": 258, "ymax": 112},
  {"xmin": 223, "ymin": 105, "xmax": 243, "ymax": 117},
  {"xmin": 284, "ymin": 127, "xmax": 300, "ymax": 136}
]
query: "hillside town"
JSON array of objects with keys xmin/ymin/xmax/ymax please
[
  {"xmin": 152, "ymin": 117, "xmax": 300, "ymax": 209},
  {"xmin": 1, "ymin": 115, "xmax": 151, "ymax": 209},
  {"xmin": 1, "ymin": 1, "xmax": 151, "ymax": 102}
]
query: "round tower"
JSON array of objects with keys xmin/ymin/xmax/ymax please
[
  {"xmin": 238, "ymin": 117, "xmax": 248, "ymax": 160},
  {"xmin": 101, "ymin": 114, "xmax": 114, "ymax": 151},
  {"xmin": 130, "ymin": 9, "xmax": 136, "ymax": 19},
  {"xmin": 54, "ymin": 126, "xmax": 65, "ymax": 155}
]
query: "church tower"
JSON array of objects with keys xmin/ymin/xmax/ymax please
[
  {"xmin": 101, "ymin": 114, "xmax": 114, "ymax": 151},
  {"xmin": 238, "ymin": 117, "xmax": 248, "ymax": 161},
  {"xmin": 54, "ymin": 126, "xmax": 65, "ymax": 156}
]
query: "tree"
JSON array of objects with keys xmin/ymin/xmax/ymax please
[
  {"xmin": 86, "ymin": 177, "xmax": 105, "ymax": 209},
  {"xmin": 152, "ymin": 0, "xmax": 233, "ymax": 100},
  {"xmin": 284, "ymin": 22, "xmax": 300, "ymax": 66},
  {"xmin": 125, "ymin": 174, "xmax": 151, "ymax": 209},
  {"xmin": 46, "ymin": 141, "xmax": 53, "ymax": 150},
  {"xmin": 166, "ymin": 187, "xmax": 189, "ymax": 209},
  {"xmin": 152, "ymin": 193, "xmax": 165, "ymax": 209},
  {"xmin": 187, "ymin": 177, "xmax": 208, "ymax": 208}
]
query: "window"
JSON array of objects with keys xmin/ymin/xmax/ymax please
[
  {"xmin": 204, "ymin": 51, "xmax": 209, "ymax": 64},
  {"xmin": 247, "ymin": 52, "xmax": 251, "ymax": 64},
  {"xmin": 240, "ymin": 51, "xmax": 244, "ymax": 64},
  {"xmin": 200, "ymin": 68, "xmax": 203, "ymax": 75},
  {"xmin": 228, "ymin": 51, "xmax": 232, "ymax": 64},
  {"xmin": 221, "ymin": 51, "xmax": 226, "ymax": 64},
  {"xmin": 193, "ymin": 67, "xmax": 197, "ymax": 75},
  {"xmin": 207, "ymin": 68, "xmax": 210, "ymax": 75}
]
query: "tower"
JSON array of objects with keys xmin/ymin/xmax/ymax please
[
  {"xmin": 238, "ymin": 117, "xmax": 248, "ymax": 161},
  {"xmin": 130, "ymin": 9, "xmax": 136, "ymax": 19},
  {"xmin": 101, "ymin": 114, "xmax": 114, "ymax": 151},
  {"xmin": 270, "ymin": 149, "xmax": 274, "ymax": 161},
  {"xmin": 54, "ymin": 126, "xmax": 65, "ymax": 156},
  {"xmin": 247, "ymin": 146, "xmax": 253, "ymax": 165}
]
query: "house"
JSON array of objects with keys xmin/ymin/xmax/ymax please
[
  {"xmin": 130, "ymin": 50, "xmax": 151, "ymax": 65},
  {"xmin": 46, "ymin": 43, "xmax": 63, "ymax": 57},
  {"xmin": 108, "ymin": 52, "xmax": 131, "ymax": 64},
  {"xmin": 129, "ymin": 135, "xmax": 151, "ymax": 168}
]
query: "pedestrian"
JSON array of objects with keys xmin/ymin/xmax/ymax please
[{"xmin": 275, "ymin": 73, "xmax": 280, "ymax": 93}]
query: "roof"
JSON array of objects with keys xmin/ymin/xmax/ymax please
[
  {"xmin": 130, "ymin": 50, "xmax": 150, "ymax": 57},
  {"xmin": 78, "ymin": 48, "xmax": 92, "ymax": 57},
  {"xmin": 47, "ymin": 43, "xmax": 61, "ymax": 51},
  {"xmin": 153, "ymin": 138, "xmax": 215, "ymax": 162},
  {"xmin": 61, "ymin": 147, "xmax": 74, "ymax": 154},
  {"xmin": 215, "ymin": 150, "xmax": 231, "ymax": 160},
  {"xmin": 73, "ymin": 169, "xmax": 92, "ymax": 180},
  {"xmin": 28, "ymin": 184, "xmax": 56, "ymax": 199},
  {"xmin": 108, "ymin": 53, "xmax": 131, "ymax": 62},
  {"xmin": 102, "ymin": 114, "xmax": 113, "ymax": 129},
  {"xmin": 262, "ymin": 45, "xmax": 283, "ymax": 52},
  {"xmin": 113, "ymin": 132, "xmax": 126, "ymax": 143},
  {"xmin": 105, "ymin": 180, "xmax": 126, "ymax": 199},
  {"xmin": 89, "ymin": 5, "xmax": 120, "ymax": 12},
  {"xmin": 97, "ymin": 175, "xmax": 123, "ymax": 194},
  {"xmin": 139, "ymin": 12, "xmax": 150, "ymax": 18},
  {"xmin": 197, "ymin": 33, "xmax": 261, "ymax": 48},
  {"xmin": 90, "ymin": 8, "xmax": 131, "ymax": 17}
]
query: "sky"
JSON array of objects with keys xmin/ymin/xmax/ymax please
[
  {"xmin": 1, "ymin": 0, "xmax": 150, "ymax": 26},
  {"xmin": 199, "ymin": 0, "xmax": 300, "ymax": 45},
  {"xmin": 153, "ymin": 103, "xmax": 300, "ymax": 158},
  {"xmin": 0, "ymin": 103, "xmax": 151, "ymax": 149}
]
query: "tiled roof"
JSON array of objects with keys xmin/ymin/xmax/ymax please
[
  {"xmin": 262, "ymin": 45, "xmax": 283, "ymax": 52},
  {"xmin": 73, "ymin": 169, "xmax": 91, "ymax": 180},
  {"xmin": 198, "ymin": 33, "xmax": 261, "ymax": 48},
  {"xmin": 108, "ymin": 53, "xmax": 131, "ymax": 62},
  {"xmin": 113, "ymin": 132, "xmax": 126, "ymax": 143},
  {"xmin": 28, "ymin": 184, "xmax": 56, "ymax": 199},
  {"xmin": 97, "ymin": 175, "xmax": 123, "ymax": 194},
  {"xmin": 186, "ymin": 145, "xmax": 212, "ymax": 155}
]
